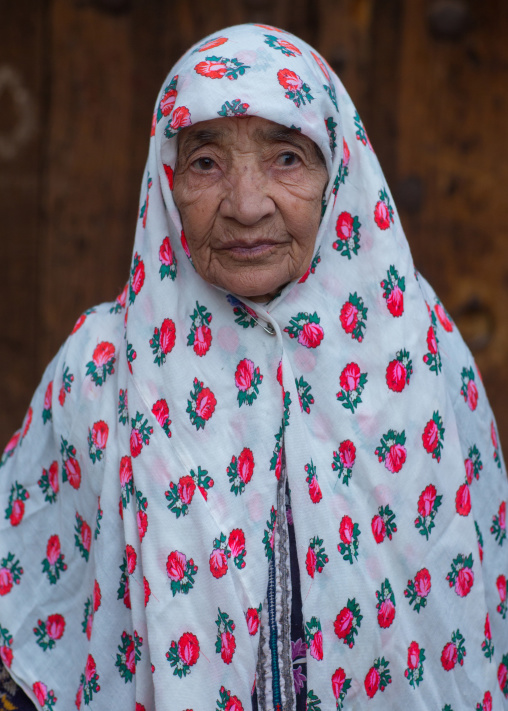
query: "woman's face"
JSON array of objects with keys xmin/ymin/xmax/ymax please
[{"xmin": 172, "ymin": 117, "xmax": 328, "ymax": 302}]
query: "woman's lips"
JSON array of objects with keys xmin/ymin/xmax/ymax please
[{"xmin": 222, "ymin": 241, "xmax": 281, "ymax": 259}]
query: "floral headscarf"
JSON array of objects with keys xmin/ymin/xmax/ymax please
[{"xmin": 1, "ymin": 23, "xmax": 507, "ymax": 711}]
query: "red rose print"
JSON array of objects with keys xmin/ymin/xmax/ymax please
[
  {"xmin": 46, "ymin": 614, "xmax": 65, "ymax": 640},
  {"xmin": 75, "ymin": 684, "xmax": 83, "ymax": 709},
  {"xmin": 46, "ymin": 535, "xmax": 61, "ymax": 565},
  {"xmin": 195, "ymin": 60, "xmax": 228, "ymax": 78},
  {"xmin": 44, "ymin": 381, "xmax": 53, "ymax": 410},
  {"xmin": 407, "ymin": 641, "xmax": 420, "ymax": 670},
  {"xmin": 441, "ymin": 642, "xmax": 458, "ymax": 671},
  {"xmin": 331, "ymin": 667, "xmax": 347, "ymax": 700},
  {"xmin": 160, "ymin": 88, "xmax": 177, "ymax": 116},
  {"xmin": 386, "ymin": 360, "xmax": 407, "ymax": 392},
  {"xmin": 275, "ymin": 448, "xmax": 282, "ymax": 481},
  {"xmin": 143, "ymin": 577, "xmax": 151, "ymax": 607},
  {"xmin": 339, "ymin": 440, "xmax": 356, "ymax": 469},
  {"xmin": 371, "ymin": 515, "xmax": 386, "ymax": 543},
  {"xmin": 497, "ymin": 575, "xmax": 506, "ymax": 602},
  {"xmin": 455, "ymin": 483, "xmax": 471, "ymax": 516},
  {"xmin": 33, "ymin": 682, "xmax": 47, "ymax": 706},
  {"xmin": 225, "ymin": 697, "xmax": 244, "ymax": 711},
  {"xmin": 167, "ymin": 104, "xmax": 192, "ymax": 131},
  {"xmin": 386, "ymin": 286, "xmax": 404, "ymax": 317},
  {"xmin": 340, "ymin": 301, "xmax": 358, "ymax": 334},
  {"xmin": 167, "ymin": 551, "xmax": 186, "ymax": 581},
  {"xmin": 197, "ymin": 37, "xmax": 228, "ymax": 51},
  {"xmin": 64, "ymin": 456, "xmax": 81, "ymax": 489},
  {"xmin": 235, "ymin": 359, "xmax": 254, "ymax": 391},
  {"xmin": 334, "ymin": 607, "xmax": 353, "ymax": 641},
  {"xmin": 195, "ymin": 387, "xmax": 216, "ymax": 420},
  {"xmin": 308, "ymin": 476, "xmax": 322, "ymax": 503},
  {"xmin": 336, "ymin": 211, "xmax": 354, "ymax": 240},
  {"xmin": 9, "ymin": 499, "xmax": 24, "ymax": 526},
  {"xmin": 91, "ymin": 421, "xmax": 109, "ymax": 450},
  {"xmin": 178, "ymin": 476, "xmax": 196, "ymax": 504},
  {"xmin": 119, "ymin": 456, "xmax": 133, "ymax": 487},
  {"xmin": 72, "ymin": 314, "xmax": 86, "ymax": 333},
  {"xmin": 339, "ymin": 362, "xmax": 361, "ymax": 391},
  {"xmin": 58, "ymin": 387, "xmax": 66, "ymax": 406},
  {"xmin": 310, "ymin": 630, "xmax": 323, "ymax": 661},
  {"xmin": 137, "ymin": 510, "xmax": 148, "ymax": 540},
  {"xmin": 221, "ymin": 631, "xmax": 236, "ymax": 664},
  {"xmin": 339, "ymin": 515, "xmax": 354, "ymax": 544},
  {"xmin": 465, "ymin": 458, "xmax": 474, "ymax": 484},
  {"xmin": 123, "ymin": 575, "xmax": 131, "ymax": 607},
  {"xmin": 374, "ymin": 200, "xmax": 390, "ymax": 230},
  {"xmin": 455, "ymin": 567, "xmax": 474, "ymax": 597},
  {"xmin": 163, "ymin": 165, "xmax": 174, "ymax": 190},
  {"xmin": 48, "ymin": 461, "xmax": 59, "ymax": 493},
  {"xmin": 93, "ymin": 580, "xmax": 101, "ymax": 612},
  {"xmin": 152, "ymin": 399, "xmax": 170, "ymax": 427},
  {"xmin": 178, "ymin": 632, "xmax": 200, "ymax": 667},
  {"xmin": 209, "ymin": 548, "xmax": 228, "ymax": 578},
  {"xmin": 126, "ymin": 545, "xmax": 137, "ymax": 575},
  {"xmin": 426, "ymin": 326, "xmax": 438, "ymax": 355},
  {"xmin": 159, "ymin": 236, "xmax": 174, "ymax": 265},
  {"xmin": 467, "ymin": 380, "xmax": 478, "ymax": 411},
  {"xmin": 418, "ymin": 485, "xmax": 437, "ymax": 517},
  {"xmin": 0, "ymin": 646, "xmax": 13, "ymax": 668},
  {"xmin": 482, "ymin": 691, "xmax": 493, "ymax": 711},
  {"xmin": 228, "ymin": 529, "xmax": 245, "ymax": 559},
  {"xmin": 92, "ymin": 341, "xmax": 115, "ymax": 367},
  {"xmin": 414, "ymin": 568, "xmax": 431, "ymax": 597},
  {"xmin": 306, "ymin": 546, "xmax": 317, "ymax": 578},
  {"xmin": 237, "ymin": 448, "xmax": 254, "ymax": 484},
  {"xmin": 85, "ymin": 654, "xmax": 96, "ymax": 683},
  {"xmin": 499, "ymin": 663, "xmax": 508, "ymax": 693},
  {"xmin": 125, "ymin": 640, "xmax": 136, "ymax": 674},
  {"xmin": 277, "ymin": 68, "xmax": 303, "ymax": 91},
  {"xmin": 364, "ymin": 666, "xmax": 380, "ymax": 698},
  {"xmin": 81, "ymin": 521, "xmax": 92, "ymax": 553},
  {"xmin": 298, "ymin": 322, "xmax": 324, "ymax": 348},
  {"xmin": 384, "ymin": 444, "xmax": 406, "ymax": 473},
  {"xmin": 435, "ymin": 303, "xmax": 453, "ymax": 331},
  {"xmin": 246, "ymin": 608, "xmax": 259, "ymax": 635},
  {"xmin": 0, "ymin": 568, "xmax": 13, "ymax": 596},
  {"xmin": 193, "ymin": 324, "xmax": 212, "ymax": 356},
  {"xmin": 492, "ymin": 421, "xmax": 499, "ymax": 448},
  {"xmin": 160, "ymin": 318, "xmax": 176, "ymax": 354},
  {"xmin": 422, "ymin": 420, "xmax": 438, "ymax": 454},
  {"xmin": 181, "ymin": 230, "xmax": 191, "ymax": 258},
  {"xmin": 276, "ymin": 361, "xmax": 283, "ymax": 386},
  {"xmin": 130, "ymin": 429, "xmax": 143, "ymax": 458},
  {"xmin": 377, "ymin": 600, "xmax": 395, "ymax": 628}
]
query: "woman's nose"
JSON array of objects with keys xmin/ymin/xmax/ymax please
[{"xmin": 219, "ymin": 161, "xmax": 276, "ymax": 225}]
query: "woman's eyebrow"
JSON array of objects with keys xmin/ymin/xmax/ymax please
[
  {"xmin": 253, "ymin": 125, "xmax": 304, "ymax": 146},
  {"xmin": 178, "ymin": 129, "xmax": 226, "ymax": 157}
]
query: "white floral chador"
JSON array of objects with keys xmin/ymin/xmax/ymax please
[{"xmin": 1, "ymin": 23, "xmax": 507, "ymax": 711}]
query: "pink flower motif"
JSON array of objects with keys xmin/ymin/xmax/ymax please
[
  {"xmin": 160, "ymin": 318, "xmax": 176, "ymax": 355},
  {"xmin": 32, "ymin": 681, "xmax": 47, "ymax": 706},
  {"xmin": 340, "ymin": 301, "xmax": 358, "ymax": 334},
  {"xmin": 228, "ymin": 529, "xmax": 245, "ymax": 559},
  {"xmin": 195, "ymin": 387, "xmax": 216, "ymax": 421},
  {"xmin": 334, "ymin": 607, "xmax": 353, "ymax": 642},
  {"xmin": 422, "ymin": 420, "xmax": 439, "ymax": 454},
  {"xmin": 0, "ymin": 645, "xmax": 13, "ymax": 668},
  {"xmin": 130, "ymin": 429, "xmax": 143, "ymax": 458},
  {"xmin": 407, "ymin": 641, "xmax": 421, "ymax": 670},
  {"xmin": 65, "ymin": 457, "xmax": 81, "ymax": 489},
  {"xmin": 9, "ymin": 499, "xmax": 24, "ymax": 527},
  {"xmin": 386, "ymin": 360, "xmax": 407, "ymax": 392},
  {"xmin": 93, "ymin": 580, "xmax": 102, "ymax": 612},
  {"xmin": 435, "ymin": 303, "xmax": 453, "ymax": 331},
  {"xmin": 44, "ymin": 381, "xmax": 53, "ymax": 411},
  {"xmin": 48, "ymin": 461, "xmax": 59, "ymax": 494},
  {"xmin": 92, "ymin": 342, "xmax": 115, "ymax": 367},
  {"xmin": 166, "ymin": 551, "xmax": 186, "ymax": 582},
  {"xmin": 46, "ymin": 614, "xmax": 65, "ymax": 640},
  {"xmin": 306, "ymin": 546, "xmax": 317, "ymax": 578},
  {"xmin": 91, "ymin": 421, "xmax": 109, "ymax": 450},
  {"xmin": 339, "ymin": 440, "xmax": 356, "ymax": 468},
  {"xmin": 159, "ymin": 236, "xmax": 174, "ymax": 266},
  {"xmin": 374, "ymin": 200, "xmax": 390, "ymax": 230},
  {"xmin": 46, "ymin": 535, "xmax": 62, "ymax": 565},
  {"xmin": 160, "ymin": 88, "xmax": 177, "ymax": 116},
  {"xmin": 220, "ymin": 631, "xmax": 236, "ymax": 664},
  {"xmin": 209, "ymin": 548, "xmax": 228, "ymax": 579},
  {"xmin": 336, "ymin": 211, "xmax": 354, "ymax": 240},
  {"xmin": 417, "ymin": 485, "xmax": 437, "ymax": 517},
  {"xmin": 498, "ymin": 663, "xmax": 508, "ymax": 693},
  {"xmin": 246, "ymin": 608, "xmax": 259, "ymax": 635},
  {"xmin": 310, "ymin": 630, "xmax": 323, "ymax": 660},
  {"xmin": 178, "ymin": 476, "xmax": 196, "ymax": 504},
  {"xmin": 371, "ymin": 515, "xmax": 386, "ymax": 544},
  {"xmin": 342, "ymin": 138, "xmax": 350, "ymax": 166},
  {"xmin": 0, "ymin": 568, "xmax": 14, "ymax": 596},
  {"xmin": 467, "ymin": 380, "xmax": 479, "ymax": 411},
  {"xmin": 168, "ymin": 106, "xmax": 192, "ymax": 131},
  {"xmin": 339, "ymin": 362, "xmax": 361, "ymax": 391},
  {"xmin": 235, "ymin": 359, "xmax": 254, "ymax": 391},
  {"xmin": 298, "ymin": 322, "xmax": 324, "ymax": 348},
  {"xmin": 426, "ymin": 326, "xmax": 438, "ymax": 355},
  {"xmin": 499, "ymin": 501, "xmax": 506, "ymax": 529},
  {"xmin": 377, "ymin": 599, "xmax": 395, "ymax": 628},
  {"xmin": 331, "ymin": 667, "xmax": 347, "ymax": 699},
  {"xmin": 125, "ymin": 640, "xmax": 136, "ymax": 674},
  {"xmin": 465, "ymin": 457, "xmax": 474, "ymax": 484},
  {"xmin": 441, "ymin": 642, "xmax": 458, "ymax": 671},
  {"xmin": 414, "ymin": 568, "xmax": 431, "ymax": 597},
  {"xmin": 152, "ymin": 399, "xmax": 170, "ymax": 427},
  {"xmin": 85, "ymin": 654, "xmax": 97, "ymax": 683},
  {"xmin": 178, "ymin": 632, "xmax": 199, "ymax": 666},
  {"xmin": 308, "ymin": 476, "xmax": 322, "ymax": 504},
  {"xmin": 119, "ymin": 456, "xmax": 133, "ymax": 487},
  {"xmin": 455, "ymin": 567, "xmax": 474, "ymax": 597},
  {"xmin": 277, "ymin": 68, "xmax": 303, "ymax": 92},
  {"xmin": 339, "ymin": 515, "xmax": 354, "ymax": 544},
  {"xmin": 195, "ymin": 60, "xmax": 228, "ymax": 79},
  {"xmin": 193, "ymin": 324, "xmax": 212, "ymax": 356},
  {"xmin": 126, "ymin": 544, "xmax": 137, "ymax": 575},
  {"xmin": 81, "ymin": 521, "xmax": 92, "ymax": 553},
  {"xmin": 364, "ymin": 666, "xmax": 380, "ymax": 698},
  {"xmin": 386, "ymin": 286, "xmax": 404, "ymax": 317},
  {"xmin": 237, "ymin": 448, "xmax": 254, "ymax": 484},
  {"xmin": 455, "ymin": 483, "xmax": 471, "ymax": 516},
  {"xmin": 497, "ymin": 574, "xmax": 506, "ymax": 603}
]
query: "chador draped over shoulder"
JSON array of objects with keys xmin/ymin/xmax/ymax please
[{"xmin": 1, "ymin": 23, "xmax": 507, "ymax": 711}]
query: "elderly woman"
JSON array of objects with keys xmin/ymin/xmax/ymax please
[{"xmin": 1, "ymin": 23, "xmax": 507, "ymax": 711}]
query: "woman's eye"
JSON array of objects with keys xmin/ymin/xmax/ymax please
[
  {"xmin": 276, "ymin": 151, "xmax": 301, "ymax": 167},
  {"xmin": 193, "ymin": 157, "xmax": 216, "ymax": 171}
]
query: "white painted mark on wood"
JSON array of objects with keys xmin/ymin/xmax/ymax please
[{"xmin": 0, "ymin": 65, "xmax": 35, "ymax": 160}]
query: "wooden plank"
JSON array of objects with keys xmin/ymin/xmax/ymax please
[{"xmin": 0, "ymin": 1, "xmax": 46, "ymax": 443}]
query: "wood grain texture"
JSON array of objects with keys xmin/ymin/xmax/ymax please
[{"xmin": 1, "ymin": 0, "xmax": 507, "ymax": 455}]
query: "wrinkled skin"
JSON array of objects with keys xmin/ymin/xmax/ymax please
[{"xmin": 173, "ymin": 117, "xmax": 328, "ymax": 302}]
